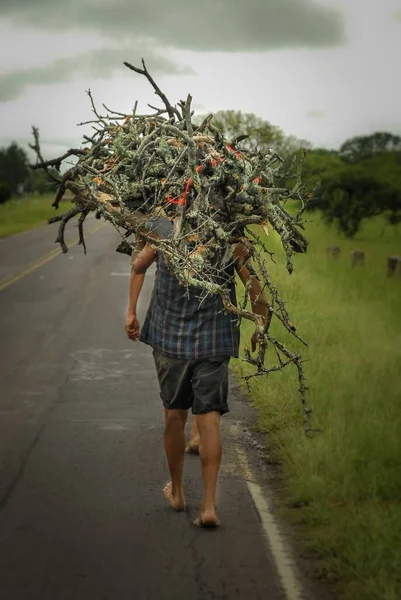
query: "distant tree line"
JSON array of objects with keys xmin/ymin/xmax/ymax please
[
  {"xmin": 2, "ymin": 117, "xmax": 401, "ymax": 238},
  {"xmin": 0, "ymin": 142, "xmax": 57, "ymax": 205}
]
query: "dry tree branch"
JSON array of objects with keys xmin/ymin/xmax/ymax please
[
  {"xmin": 29, "ymin": 58, "xmax": 315, "ymax": 434},
  {"xmin": 123, "ymin": 59, "xmax": 181, "ymax": 121},
  {"xmin": 53, "ymin": 206, "xmax": 82, "ymax": 253},
  {"xmin": 29, "ymin": 127, "xmax": 62, "ymax": 183}
]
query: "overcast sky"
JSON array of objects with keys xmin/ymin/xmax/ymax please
[{"xmin": 0, "ymin": 0, "xmax": 400, "ymax": 160}]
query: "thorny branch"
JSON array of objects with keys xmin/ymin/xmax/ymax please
[{"xmin": 29, "ymin": 59, "xmax": 316, "ymax": 434}]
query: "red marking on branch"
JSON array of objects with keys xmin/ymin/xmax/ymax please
[
  {"xmin": 165, "ymin": 146, "xmax": 246, "ymax": 206},
  {"xmin": 226, "ymin": 144, "xmax": 243, "ymax": 160}
]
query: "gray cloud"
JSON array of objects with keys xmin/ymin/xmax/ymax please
[
  {"xmin": 306, "ymin": 109, "xmax": 325, "ymax": 119},
  {"xmin": 1, "ymin": 0, "xmax": 345, "ymax": 51},
  {"xmin": 0, "ymin": 46, "xmax": 194, "ymax": 102}
]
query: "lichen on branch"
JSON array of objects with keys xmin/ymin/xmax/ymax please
[{"xmin": 30, "ymin": 59, "xmax": 317, "ymax": 434}]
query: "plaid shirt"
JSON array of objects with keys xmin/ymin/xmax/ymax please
[{"xmin": 140, "ymin": 254, "xmax": 240, "ymax": 359}]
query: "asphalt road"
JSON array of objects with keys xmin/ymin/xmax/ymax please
[{"xmin": 0, "ymin": 221, "xmax": 302, "ymax": 600}]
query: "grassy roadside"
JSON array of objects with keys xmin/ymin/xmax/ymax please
[
  {"xmin": 232, "ymin": 214, "xmax": 401, "ymax": 600},
  {"xmin": 0, "ymin": 193, "xmax": 72, "ymax": 238}
]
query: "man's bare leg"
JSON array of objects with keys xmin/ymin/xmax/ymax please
[
  {"xmin": 194, "ymin": 411, "xmax": 222, "ymax": 527},
  {"xmin": 163, "ymin": 408, "xmax": 187, "ymax": 511},
  {"xmin": 185, "ymin": 417, "xmax": 200, "ymax": 454}
]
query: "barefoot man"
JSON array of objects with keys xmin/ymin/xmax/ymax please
[{"xmin": 126, "ymin": 241, "xmax": 268, "ymax": 527}]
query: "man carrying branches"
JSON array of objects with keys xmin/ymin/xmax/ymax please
[
  {"xmin": 126, "ymin": 240, "xmax": 269, "ymax": 528},
  {"xmin": 26, "ymin": 57, "xmax": 312, "ymax": 526}
]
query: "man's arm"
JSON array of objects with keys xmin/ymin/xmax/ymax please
[
  {"xmin": 233, "ymin": 243, "xmax": 271, "ymax": 351},
  {"xmin": 125, "ymin": 240, "xmax": 151, "ymax": 341},
  {"xmin": 126, "ymin": 269, "xmax": 145, "ymax": 341},
  {"xmin": 132, "ymin": 242, "xmax": 157, "ymax": 274}
]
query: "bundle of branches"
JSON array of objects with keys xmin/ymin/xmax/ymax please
[{"xmin": 30, "ymin": 60, "xmax": 316, "ymax": 434}]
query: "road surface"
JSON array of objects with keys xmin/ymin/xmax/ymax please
[{"xmin": 0, "ymin": 221, "xmax": 307, "ymax": 599}]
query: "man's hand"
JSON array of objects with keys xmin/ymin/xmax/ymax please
[
  {"xmin": 251, "ymin": 322, "xmax": 270, "ymax": 353},
  {"xmin": 251, "ymin": 331, "xmax": 258, "ymax": 353},
  {"xmin": 126, "ymin": 313, "xmax": 140, "ymax": 341}
]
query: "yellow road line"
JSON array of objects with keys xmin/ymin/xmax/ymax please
[{"xmin": 0, "ymin": 223, "xmax": 105, "ymax": 292}]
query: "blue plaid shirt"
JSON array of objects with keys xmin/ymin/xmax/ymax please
[{"xmin": 140, "ymin": 254, "xmax": 240, "ymax": 359}]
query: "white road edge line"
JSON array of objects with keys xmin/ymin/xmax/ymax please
[
  {"xmin": 235, "ymin": 444, "xmax": 304, "ymax": 600},
  {"xmin": 246, "ymin": 480, "xmax": 304, "ymax": 600}
]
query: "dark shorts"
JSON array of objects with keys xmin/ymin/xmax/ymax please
[{"xmin": 152, "ymin": 349, "xmax": 230, "ymax": 415}]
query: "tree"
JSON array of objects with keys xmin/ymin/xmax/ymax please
[
  {"xmin": 25, "ymin": 168, "xmax": 59, "ymax": 195},
  {"xmin": 318, "ymin": 164, "xmax": 380, "ymax": 236},
  {"xmin": 0, "ymin": 142, "xmax": 29, "ymax": 195},
  {"xmin": 196, "ymin": 110, "xmax": 309, "ymax": 159},
  {"xmin": 316, "ymin": 152, "xmax": 401, "ymax": 237},
  {"xmin": 0, "ymin": 183, "xmax": 12, "ymax": 205},
  {"xmin": 364, "ymin": 151, "xmax": 401, "ymax": 229},
  {"xmin": 208, "ymin": 110, "xmax": 284, "ymax": 150},
  {"xmin": 340, "ymin": 132, "xmax": 401, "ymax": 163},
  {"xmin": 302, "ymin": 148, "xmax": 343, "ymax": 191}
]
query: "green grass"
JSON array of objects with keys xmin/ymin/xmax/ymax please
[
  {"xmin": 232, "ymin": 213, "xmax": 401, "ymax": 600},
  {"xmin": 0, "ymin": 193, "xmax": 72, "ymax": 237}
]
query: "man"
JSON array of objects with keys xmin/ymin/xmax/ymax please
[{"xmin": 126, "ymin": 240, "xmax": 268, "ymax": 527}]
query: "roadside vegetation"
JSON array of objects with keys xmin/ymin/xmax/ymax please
[
  {"xmin": 233, "ymin": 214, "xmax": 401, "ymax": 600},
  {"xmin": 0, "ymin": 193, "xmax": 71, "ymax": 237},
  {"xmin": 0, "ymin": 141, "xmax": 72, "ymax": 237},
  {"xmin": 2, "ymin": 115, "xmax": 401, "ymax": 599}
]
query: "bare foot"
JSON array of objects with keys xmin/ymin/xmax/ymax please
[
  {"xmin": 194, "ymin": 504, "xmax": 220, "ymax": 528},
  {"xmin": 185, "ymin": 440, "xmax": 200, "ymax": 455},
  {"xmin": 163, "ymin": 482, "xmax": 187, "ymax": 512}
]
